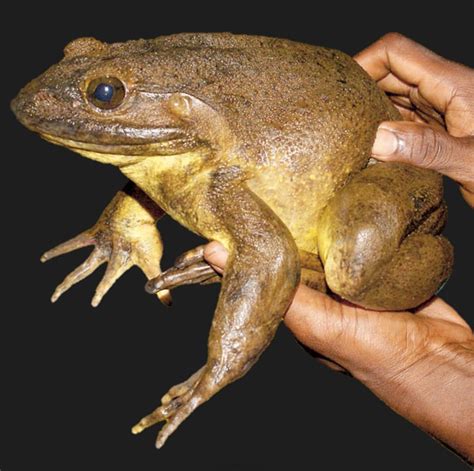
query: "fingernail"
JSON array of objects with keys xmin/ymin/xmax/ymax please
[{"xmin": 372, "ymin": 127, "xmax": 399, "ymax": 158}]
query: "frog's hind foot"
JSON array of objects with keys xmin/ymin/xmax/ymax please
[
  {"xmin": 146, "ymin": 245, "xmax": 220, "ymax": 294},
  {"xmin": 131, "ymin": 366, "xmax": 207, "ymax": 448}
]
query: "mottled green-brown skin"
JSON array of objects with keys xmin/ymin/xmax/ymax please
[{"xmin": 11, "ymin": 33, "xmax": 453, "ymax": 448}]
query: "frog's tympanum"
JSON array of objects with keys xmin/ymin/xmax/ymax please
[{"xmin": 11, "ymin": 33, "xmax": 453, "ymax": 448}]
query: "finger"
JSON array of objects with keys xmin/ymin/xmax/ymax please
[
  {"xmin": 51, "ymin": 250, "xmax": 106, "ymax": 303},
  {"xmin": 415, "ymin": 297, "xmax": 472, "ymax": 330},
  {"xmin": 390, "ymin": 95, "xmax": 445, "ymax": 127},
  {"xmin": 203, "ymin": 241, "xmax": 228, "ymax": 274},
  {"xmin": 91, "ymin": 252, "xmax": 131, "ymax": 307},
  {"xmin": 392, "ymin": 103, "xmax": 446, "ymax": 128},
  {"xmin": 354, "ymin": 32, "xmax": 465, "ymax": 114},
  {"xmin": 377, "ymin": 73, "xmax": 412, "ymax": 96},
  {"xmin": 283, "ymin": 284, "xmax": 357, "ymax": 354},
  {"xmin": 372, "ymin": 121, "xmax": 474, "ymax": 198},
  {"xmin": 283, "ymin": 285, "xmax": 422, "ymax": 378},
  {"xmin": 394, "ymin": 105, "xmax": 426, "ymax": 123},
  {"xmin": 41, "ymin": 230, "xmax": 94, "ymax": 262}
]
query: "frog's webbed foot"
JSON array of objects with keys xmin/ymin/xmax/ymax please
[
  {"xmin": 42, "ymin": 186, "xmax": 171, "ymax": 307},
  {"xmin": 146, "ymin": 245, "xmax": 221, "ymax": 294}
]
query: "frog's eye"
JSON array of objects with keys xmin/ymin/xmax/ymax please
[{"xmin": 86, "ymin": 77, "xmax": 126, "ymax": 110}]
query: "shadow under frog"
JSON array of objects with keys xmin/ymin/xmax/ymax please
[{"xmin": 11, "ymin": 33, "xmax": 453, "ymax": 448}]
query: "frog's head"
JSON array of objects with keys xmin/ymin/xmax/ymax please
[{"xmin": 11, "ymin": 37, "xmax": 234, "ymax": 167}]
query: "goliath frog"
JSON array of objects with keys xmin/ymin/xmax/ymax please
[{"xmin": 11, "ymin": 33, "xmax": 453, "ymax": 448}]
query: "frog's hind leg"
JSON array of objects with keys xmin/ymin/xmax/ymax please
[
  {"xmin": 318, "ymin": 162, "xmax": 453, "ymax": 310},
  {"xmin": 133, "ymin": 182, "xmax": 301, "ymax": 448},
  {"xmin": 133, "ymin": 240, "xmax": 299, "ymax": 447}
]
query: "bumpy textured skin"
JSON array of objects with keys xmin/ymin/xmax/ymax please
[{"xmin": 11, "ymin": 33, "xmax": 453, "ymax": 447}]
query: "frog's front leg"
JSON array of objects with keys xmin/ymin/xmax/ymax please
[
  {"xmin": 42, "ymin": 182, "xmax": 171, "ymax": 306},
  {"xmin": 132, "ymin": 172, "xmax": 301, "ymax": 448}
]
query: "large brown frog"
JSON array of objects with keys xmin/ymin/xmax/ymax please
[{"xmin": 11, "ymin": 33, "xmax": 453, "ymax": 448}]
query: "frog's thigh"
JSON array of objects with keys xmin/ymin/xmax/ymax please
[{"xmin": 318, "ymin": 163, "xmax": 453, "ymax": 310}]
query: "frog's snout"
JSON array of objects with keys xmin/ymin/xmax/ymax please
[
  {"xmin": 11, "ymin": 84, "xmax": 35, "ymax": 126},
  {"xmin": 11, "ymin": 83, "xmax": 60, "ymax": 132}
]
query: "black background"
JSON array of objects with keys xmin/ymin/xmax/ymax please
[{"xmin": 1, "ymin": 1, "xmax": 473, "ymax": 470}]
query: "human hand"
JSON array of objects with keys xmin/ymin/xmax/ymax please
[
  {"xmin": 354, "ymin": 33, "xmax": 474, "ymax": 207},
  {"xmin": 203, "ymin": 241, "xmax": 474, "ymax": 461}
]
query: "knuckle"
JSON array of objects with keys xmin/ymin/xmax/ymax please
[
  {"xmin": 450, "ymin": 86, "xmax": 474, "ymax": 135},
  {"xmin": 406, "ymin": 126, "xmax": 452, "ymax": 169},
  {"xmin": 382, "ymin": 32, "xmax": 407, "ymax": 45}
]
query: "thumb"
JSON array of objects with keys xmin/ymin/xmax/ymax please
[
  {"xmin": 372, "ymin": 121, "xmax": 474, "ymax": 206},
  {"xmin": 203, "ymin": 241, "xmax": 228, "ymax": 274}
]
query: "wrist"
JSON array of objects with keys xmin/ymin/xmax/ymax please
[{"xmin": 122, "ymin": 183, "xmax": 165, "ymax": 220}]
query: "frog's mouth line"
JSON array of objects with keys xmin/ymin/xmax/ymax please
[
  {"xmin": 40, "ymin": 131, "xmax": 198, "ymax": 158},
  {"xmin": 37, "ymin": 131, "xmax": 203, "ymax": 168}
]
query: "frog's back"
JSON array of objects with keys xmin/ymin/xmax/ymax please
[
  {"xmin": 119, "ymin": 33, "xmax": 400, "ymax": 252},
  {"xmin": 144, "ymin": 33, "xmax": 398, "ymax": 252}
]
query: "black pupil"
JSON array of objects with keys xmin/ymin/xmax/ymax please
[{"xmin": 93, "ymin": 83, "xmax": 114, "ymax": 102}]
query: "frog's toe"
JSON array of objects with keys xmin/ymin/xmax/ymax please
[
  {"xmin": 50, "ymin": 249, "xmax": 106, "ymax": 303},
  {"xmin": 91, "ymin": 250, "xmax": 132, "ymax": 307},
  {"xmin": 173, "ymin": 244, "xmax": 206, "ymax": 268},
  {"xmin": 131, "ymin": 392, "xmax": 190, "ymax": 435},
  {"xmin": 145, "ymin": 261, "xmax": 219, "ymax": 294},
  {"xmin": 132, "ymin": 366, "xmax": 206, "ymax": 445},
  {"xmin": 155, "ymin": 395, "xmax": 202, "ymax": 449},
  {"xmin": 41, "ymin": 230, "xmax": 94, "ymax": 263},
  {"xmin": 161, "ymin": 366, "xmax": 205, "ymax": 405}
]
